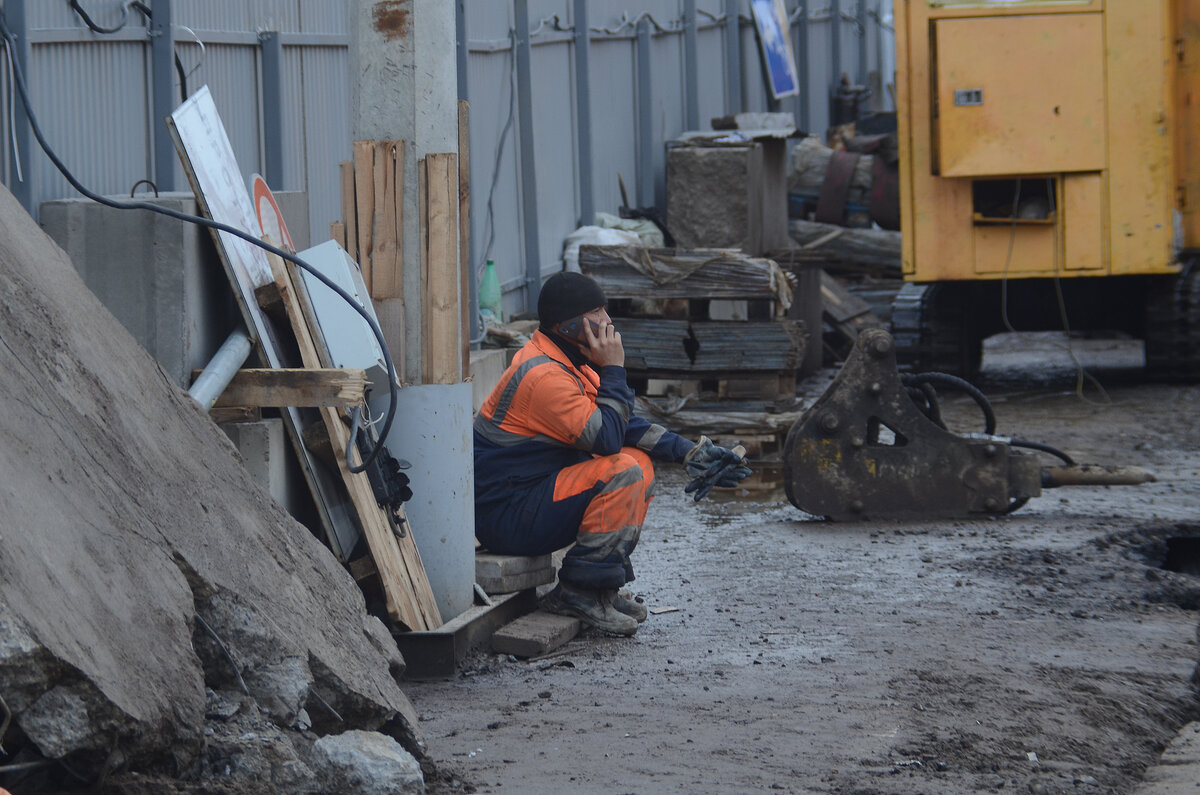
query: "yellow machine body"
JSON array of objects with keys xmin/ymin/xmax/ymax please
[{"xmin": 895, "ymin": 0, "xmax": 1198, "ymax": 282}]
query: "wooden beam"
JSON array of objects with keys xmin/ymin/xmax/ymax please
[
  {"xmin": 330, "ymin": 221, "xmax": 346, "ymax": 251},
  {"xmin": 352, "ymin": 140, "xmax": 376, "ymax": 290},
  {"xmin": 264, "ymin": 248, "xmax": 442, "ymax": 630},
  {"xmin": 421, "ymin": 152, "xmax": 461, "ymax": 385},
  {"xmin": 199, "ymin": 368, "xmax": 368, "ymax": 408},
  {"xmin": 458, "ymin": 101, "xmax": 471, "ymax": 377}
]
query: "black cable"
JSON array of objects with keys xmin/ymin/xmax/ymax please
[
  {"xmin": 1009, "ymin": 438, "xmax": 1075, "ymax": 467},
  {"xmin": 902, "ymin": 371, "xmax": 996, "ymax": 435},
  {"xmin": 0, "ymin": 13, "xmax": 396, "ymax": 473},
  {"xmin": 128, "ymin": 1, "xmax": 189, "ymax": 101},
  {"xmin": 69, "ymin": 0, "xmax": 130, "ymax": 35}
]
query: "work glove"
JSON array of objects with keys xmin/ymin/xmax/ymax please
[{"xmin": 683, "ymin": 436, "xmax": 753, "ymax": 501}]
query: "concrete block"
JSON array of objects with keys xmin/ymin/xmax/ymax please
[
  {"xmin": 491, "ymin": 610, "xmax": 581, "ymax": 657},
  {"xmin": 477, "ymin": 567, "xmax": 556, "ymax": 595},
  {"xmin": 40, "ymin": 191, "xmax": 309, "ymax": 389},
  {"xmin": 476, "ymin": 552, "xmax": 553, "ymax": 579},
  {"xmin": 666, "ymin": 138, "xmax": 788, "ymax": 255},
  {"xmin": 221, "ymin": 419, "xmax": 305, "ymax": 519},
  {"xmin": 469, "ymin": 348, "xmax": 509, "ymax": 413}
]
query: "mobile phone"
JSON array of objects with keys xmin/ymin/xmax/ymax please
[{"xmin": 555, "ymin": 315, "xmax": 602, "ymax": 340}]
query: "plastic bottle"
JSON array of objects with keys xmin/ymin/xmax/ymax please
[{"xmin": 479, "ymin": 259, "xmax": 502, "ymax": 324}]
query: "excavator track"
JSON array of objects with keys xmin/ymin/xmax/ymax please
[
  {"xmin": 1145, "ymin": 259, "xmax": 1200, "ymax": 381},
  {"xmin": 891, "ymin": 282, "xmax": 981, "ymax": 377}
]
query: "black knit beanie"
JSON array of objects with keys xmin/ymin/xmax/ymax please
[{"xmin": 537, "ymin": 272, "xmax": 607, "ymax": 327}]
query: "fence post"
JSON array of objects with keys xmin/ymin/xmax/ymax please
[
  {"xmin": 684, "ymin": 0, "xmax": 699, "ymax": 131},
  {"xmin": 636, "ymin": 17, "xmax": 655, "ymax": 209},
  {"xmin": 724, "ymin": 0, "xmax": 742, "ymax": 114},
  {"xmin": 573, "ymin": 0, "xmax": 594, "ymax": 227},
  {"xmin": 514, "ymin": 0, "xmax": 542, "ymax": 306},
  {"xmin": 151, "ymin": 0, "xmax": 175, "ymax": 192},
  {"xmin": 259, "ymin": 31, "xmax": 284, "ymax": 189}
]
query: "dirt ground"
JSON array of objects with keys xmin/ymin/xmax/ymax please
[{"xmin": 406, "ymin": 333, "xmax": 1200, "ymax": 794}]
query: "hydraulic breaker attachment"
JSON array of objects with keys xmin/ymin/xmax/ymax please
[{"xmin": 782, "ymin": 329, "xmax": 1154, "ymax": 520}]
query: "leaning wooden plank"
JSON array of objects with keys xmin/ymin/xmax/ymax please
[
  {"xmin": 458, "ymin": 101, "xmax": 472, "ymax": 377},
  {"xmin": 266, "ymin": 248, "xmax": 442, "ymax": 631},
  {"xmin": 353, "ymin": 140, "xmax": 376, "ymax": 291},
  {"xmin": 202, "ymin": 368, "xmax": 369, "ymax": 408},
  {"xmin": 421, "ymin": 153, "xmax": 461, "ymax": 385},
  {"xmin": 371, "ymin": 141, "xmax": 402, "ymax": 300},
  {"xmin": 166, "ymin": 86, "xmax": 355, "ymax": 561},
  {"xmin": 579, "ymin": 245, "xmax": 793, "ymax": 306},
  {"xmin": 330, "ymin": 221, "xmax": 346, "ymax": 251},
  {"xmin": 819, "ymin": 270, "xmax": 884, "ymax": 344}
]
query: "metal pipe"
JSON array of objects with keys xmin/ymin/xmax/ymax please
[
  {"xmin": 150, "ymin": 0, "xmax": 175, "ymax": 191},
  {"xmin": 188, "ymin": 328, "xmax": 253, "ymax": 411},
  {"xmin": 259, "ymin": 31, "xmax": 284, "ymax": 189},
  {"xmin": 724, "ymin": 0, "xmax": 742, "ymax": 114},
  {"xmin": 573, "ymin": 0, "xmax": 594, "ymax": 226},
  {"xmin": 513, "ymin": 0, "xmax": 543, "ymax": 307},
  {"xmin": 857, "ymin": 0, "xmax": 868, "ymax": 88},
  {"xmin": 831, "ymin": 0, "xmax": 842, "ymax": 87},
  {"xmin": 636, "ymin": 17, "xmax": 654, "ymax": 209},
  {"xmin": 7, "ymin": 0, "xmax": 31, "ymax": 211},
  {"xmin": 684, "ymin": 0, "xmax": 699, "ymax": 131},
  {"xmin": 795, "ymin": 0, "xmax": 809, "ymax": 131}
]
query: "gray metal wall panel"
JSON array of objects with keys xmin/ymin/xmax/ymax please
[
  {"xmin": 466, "ymin": 48, "xmax": 525, "ymax": 314},
  {"xmin": 299, "ymin": 0, "xmax": 350, "ymax": 34},
  {"xmin": 281, "ymin": 48, "xmax": 306, "ymax": 191},
  {"xmin": 300, "ymin": 46, "xmax": 350, "ymax": 240},
  {"xmin": 30, "ymin": 42, "xmax": 150, "ymax": 200},
  {"xmin": 587, "ymin": 37, "xmax": 638, "ymax": 227},
  {"xmin": 30, "ymin": 1, "xmax": 124, "ymax": 30},
  {"xmin": 527, "ymin": 24, "xmax": 578, "ymax": 277}
]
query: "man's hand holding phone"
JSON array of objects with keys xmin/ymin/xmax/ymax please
[{"xmin": 578, "ymin": 315, "xmax": 623, "ymax": 368}]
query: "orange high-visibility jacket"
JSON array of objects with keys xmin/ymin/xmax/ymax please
[{"xmin": 474, "ymin": 330, "xmax": 692, "ymax": 506}]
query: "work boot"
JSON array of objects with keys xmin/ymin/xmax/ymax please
[
  {"xmin": 612, "ymin": 588, "xmax": 648, "ymax": 623},
  {"xmin": 541, "ymin": 582, "xmax": 638, "ymax": 636}
]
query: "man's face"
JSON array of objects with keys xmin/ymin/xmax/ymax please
[{"xmin": 582, "ymin": 306, "xmax": 611, "ymax": 328}]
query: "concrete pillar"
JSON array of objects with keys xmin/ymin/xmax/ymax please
[
  {"xmin": 351, "ymin": 2, "xmax": 473, "ymax": 621},
  {"xmin": 350, "ymin": 0, "xmax": 460, "ymax": 385}
]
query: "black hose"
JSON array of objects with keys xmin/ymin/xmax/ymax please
[
  {"xmin": 0, "ymin": 13, "xmax": 396, "ymax": 473},
  {"xmin": 69, "ymin": 0, "xmax": 129, "ymax": 34},
  {"xmin": 1010, "ymin": 438, "xmax": 1075, "ymax": 467},
  {"xmin": 902, "ymin": 371, "xmax": 996, "ymax": 435}
]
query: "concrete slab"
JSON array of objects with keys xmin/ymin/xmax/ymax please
[
  {"xmin": 475, "ymin": 552, "xmax": 553, "ymax": 579},
  {"xmin": 491, "ymin": 610, "xmax": 581, "ymax": 658},
  {"xmin": 477, "ymin": 567, "xmax": 555, "ymax": 595}
]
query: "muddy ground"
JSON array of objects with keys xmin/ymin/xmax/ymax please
[{"xmin": 407, "ymin": 333, "xmax": 1200, "ymax": 794}]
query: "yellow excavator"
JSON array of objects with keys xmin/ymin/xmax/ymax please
[{"xmin": 891, "ymin": 0, "xmax": 1200, "ymax": 379}]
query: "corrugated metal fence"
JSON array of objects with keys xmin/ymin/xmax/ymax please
[
  {"xmin": 0, "ymin": 0, "xmax": 892, "ymax": 320},
  {"xmin": 459, "ymin": 1, "xmax": 895, "ymax": 319}
]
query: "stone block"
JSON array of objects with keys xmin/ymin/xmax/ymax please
[
  {"xmin": 475, "ymin": 552, "xmax": 553, "ymax": 579},
  {"xmin": 476, "ymin": 552, "xmax": 555, "ymax": 594},
  {"xmin": 477, "ymin": 567, "xmax": 556, "ymax": 595},
  {"xmin": 491, "ymin": 610, "xmax": 581, "ymax": 657}
]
